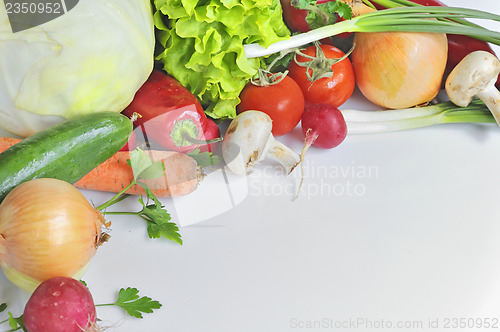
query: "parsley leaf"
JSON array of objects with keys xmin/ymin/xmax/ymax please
[
  {"xmin": 333, "ymin": 1, "xmax": 353, "ymax": 19},
  {"xmin": 0, "ymin": 303, "xmax": 6, "ymax": 313},
  {"xmin": 187, "ymin": 148, "xmax": 222, "ymax": 167},
  {"xmin": 293, "ymin": 0, "xmax": 352, "ymax": 30},
  {"xmin": 137, "ymin": 189, "xmax": 182, "ymax": 245},
  {"xmin": 127, "ymin": 149, "xmax": 166, "ymax": 180},
  {"xmin": 97, "ymin": 288, "xmax": 162, "ymax": 319}
]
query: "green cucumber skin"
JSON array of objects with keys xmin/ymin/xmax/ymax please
[{"xmin": 0, "ymin": 112, "xmax": 132, "ymax": 201}]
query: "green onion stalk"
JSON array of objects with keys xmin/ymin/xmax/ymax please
[
  {"xmin": 341, "ymin": 99, "xmax": 496, "ymax": 134},
  {"xmin": 244, "ymin": 6, "xmax": 500, "ymax": 58},
  {"xmin": 363, "ymin": 0, "xmax": 491, "ymax": 28}
]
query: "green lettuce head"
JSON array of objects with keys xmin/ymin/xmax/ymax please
[{"xmin": 153, "ymin": 0, "xmax": 290, "ymax": 119}]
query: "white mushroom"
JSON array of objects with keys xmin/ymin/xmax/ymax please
[
  {"xmin": 445, "ymin": 50, "xmax": 500, "ymax": 126},
  {"xmin": 222, "ymin": 111, "xmax": 300, "ymax": 176}
]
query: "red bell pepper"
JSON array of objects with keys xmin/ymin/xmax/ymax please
[{"xmin": 122, "ymin": 70, "xmax": 220, "ymax": 154}]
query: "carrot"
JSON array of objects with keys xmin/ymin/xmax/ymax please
[
  {"xmin": 0, "ymin": 137, "xmax": 21, "ymax": 151},
  {"xmin": 76, "ymin": 150, "xmax": 203, "ymax": 197},
  {"xmin": 0, "ymin": 137, "xmax": 203, "ymax": 197}
]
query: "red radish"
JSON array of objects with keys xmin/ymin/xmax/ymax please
[
  {"xmin": 301, "ymin": 103, "xmax": 347, "ymax": 149},
  {"xmin": 295, "ymin": 103, "xmax": 347, "ymax": 199},
  {"xmin": 23, "ymin": 276, "xmax": 98, "ymax": 332}
]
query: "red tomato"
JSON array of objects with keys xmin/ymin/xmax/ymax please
[
  {"xmin": 237, "ymin": 75, "xmax": 305, "ymax": 136},
  {"xmin": 288, "ymin": 44, "xmax": 355, "ymax": 107}
]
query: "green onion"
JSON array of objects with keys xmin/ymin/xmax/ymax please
[
  {"xmin": 244, "ymin": 6, "xmax": 500, "ymax": 58},
  {"xmin": 341, "ymin": 99, "xmax": 496, "ymax": 134}
]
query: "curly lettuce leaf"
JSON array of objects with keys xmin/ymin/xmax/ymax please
[{"xmin": 153, "ymin": 0, "xmax": 290, "ymax": 119}]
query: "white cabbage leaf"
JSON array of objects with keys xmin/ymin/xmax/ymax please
[{"xmin": 0, "ymin": 0, "xmax": 154, "ymax": 137}]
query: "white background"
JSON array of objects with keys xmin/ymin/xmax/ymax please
[{"xmin": 2, "ymin": 0, "xmax": 500, "ymax": 331}]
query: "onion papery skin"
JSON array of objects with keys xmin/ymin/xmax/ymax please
[
  {"xmin": 0, "ymin": 178, "xmax": 105, "ymax": 292},
  {"xmin": 351, "ymin": 31, "xmax": 448, "ymax": 109}
]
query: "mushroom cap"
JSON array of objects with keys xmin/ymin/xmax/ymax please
[
  {"xmin": 221, "ymin": 110, "xmax": 273, "ymax": 175},
  {"xmin": 445, "ymin": 51, "xmax": 500, "ymax": 107}
]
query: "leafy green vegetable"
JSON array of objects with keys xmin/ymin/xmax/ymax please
[
  {"xmin": 152, "ymin": 0, "xmax": 290, "ymax": 120},
  {"xmin": 97, "ymin": 287, "xmax": 162, "ymax": 319},
  {"xmin": 0, "ymin": 304, "xmax": 6, "ymax": 313}
]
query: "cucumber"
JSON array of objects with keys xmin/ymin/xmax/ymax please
[{"xmin": 0, "ymin": 112, "xmax": 132, "ymax": 201}]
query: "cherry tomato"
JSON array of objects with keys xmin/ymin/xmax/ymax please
[
  {"xmin": 288, "ymin": 43, "xmax": 355, "ymax": 107},
  {"xmin": 237, "ymin": 75, "xmax": 305, "ymax": 136}
]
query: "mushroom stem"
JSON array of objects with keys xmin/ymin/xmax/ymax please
[
  {"xmin": 446, "ymin": 50, "xmax": 500, "ymax": 126},
  {"xmin": 266, "ymin": 139, "xmax": 300, "ymax": 175},
  {"xmin": 477, "ymin": 85, "xmax": 500, "ymax": 126}
]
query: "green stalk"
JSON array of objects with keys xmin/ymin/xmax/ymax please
[
  {"xmin": 342, "ymin": 100, "xmax": 496, "ymax": 134},
  {"xmin": 96, "ymin": 182, "xmax": 135, "ymax": 211},
  {"xmin": 244, "ymin": 6, "xmax": 500, "ymax": 57},
  {"xmin": 367, "ymin": 0, "xmax": 486, "ymax": 29}
]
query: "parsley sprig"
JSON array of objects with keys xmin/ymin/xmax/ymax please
[
  {"xmin": 292, "ymin": 0, "xmax": 352, "ymax": 30},
  {"xmin": 97, "ymin": 148, "xmax": 182, "ymax": 244},
  {"xmin": 96, "ymin": 287, "xmax": 162, "ymax": 318}
]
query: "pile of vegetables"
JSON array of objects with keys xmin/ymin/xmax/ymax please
[{"xmin": 2, "ymin": 0, "xmax": 500, "ymax": 330}]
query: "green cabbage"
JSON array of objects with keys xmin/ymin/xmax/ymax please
[
  {"xmin": 0, "ymin": 0, "xmax": 155, "ymax": 137},
  {"xmin": 153, "ymin": 0, "xmax": 290, "ymax": 119}
]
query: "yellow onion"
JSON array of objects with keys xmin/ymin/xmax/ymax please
[
  {"xmin": 351, "ymin": 31, "xmax": 448, "ymax": 109},
  {"xmin": 0, "ymin": 178, "xmax": 107, "ymax": 292}
]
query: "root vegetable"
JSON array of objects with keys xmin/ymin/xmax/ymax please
[
  {"xmin": 351, "ymin": 30, "xmax": 448, "ymax": 109},
  {"xmin": 301, "ymin": 103, "xmax": 347, "ymax": 149},
  {"xmin": 23, "ymin": 276, "xmax": 97, "ymax": 332},
  {"xmin": 0, "ymin": 179, "xmax": 107, "ymax": 292},
  {"xmin": 296, "ymin": 103, "xmax": 347, "ymax": 199},
  {"xmin": 76, "ymin": 150, "xmax": 203, "ymax": 197}
]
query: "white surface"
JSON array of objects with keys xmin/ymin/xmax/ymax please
[{"xmin": 2, "ymin": 0, "xmax": 500, "ymax": 331}]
